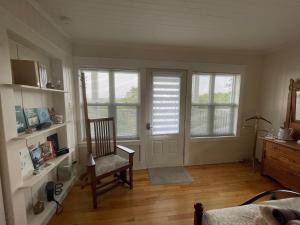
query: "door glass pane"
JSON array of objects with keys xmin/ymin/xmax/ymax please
[
  {"xmin": 84, "ymin": 70, "xmax": 109, "ymax": 103},
  {"xmin": 214, "ymin": 75, "xmax": 234, "ymax": 104},
  {"xmin": 191, "ymin": 106, "xmax": 209, "ymax": 136},
  {"xmin": 192, "ymin": 74, "xmax": 211, "ymax": 104},
  {"xmin": 213, "ymin": 106, "xmax": 233, "ymax": 135},
  {"xmin": 114, "ymin": 72, "xmax": 139, "ymax": 103},
  {"xmin": 116, "ymin": 106, "xmax": 138, "ymax": 137},
  {"xmin": 152, "ymin": 75, "xmax": 180, "ymax": 135}
]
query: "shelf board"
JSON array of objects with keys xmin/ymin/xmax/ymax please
[
  {"xmin": 19, "ymin": 153, "xmax": 70, "ymax": 189},
  {"xmin": 26, "ymin": 176, "xmax": 75, "ymax": 225},
  {"xmin": 12, "ymin": 123, "xmax": 66, "ymax": 141},
  {"xmin": 1, "ymin": 84, "xmax": 68, "ymax": 93}
]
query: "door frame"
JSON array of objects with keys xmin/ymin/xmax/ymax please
[{"xmin": 145, "ymin": 68, "xmax": 188, "ymax": 168}]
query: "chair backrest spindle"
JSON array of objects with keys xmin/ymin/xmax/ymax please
[{"xmin": 89, "ymin": 118, "xmax": 116, "ymax": 158}]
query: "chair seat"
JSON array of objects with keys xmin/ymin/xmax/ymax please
[{"xmin": 95, "ymin": 154, "xmax": 129, "ymax": 176}]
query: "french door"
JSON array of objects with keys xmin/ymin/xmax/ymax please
[{"xmin": 146, "ymin": 70, "xmax": 186, "ymax": 167}]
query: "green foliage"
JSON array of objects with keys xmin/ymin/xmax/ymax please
[
  {"xmin": 198, "ymin": 92, "xmax": 231, "ymax": 103},
  {"xmin": 117, "ymin": 87, "xmax": 138, "ymax": 103}
]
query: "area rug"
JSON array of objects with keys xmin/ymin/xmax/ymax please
[{"xmin": 148, "ymin": 167, "xmax": 193, "ymax": 185}]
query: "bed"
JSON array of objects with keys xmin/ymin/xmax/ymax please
[{"xmin": 194, "ymin": 189, "xmax": 300, "ymax": 225}]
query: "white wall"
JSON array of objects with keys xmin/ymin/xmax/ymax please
[
  {"xmin": 259, "ymin": 42, "xmax": 300, "ymax": 159},
  {"xmin": 73, "ymin": 44, "xmax": 264, "ymax": 168}
]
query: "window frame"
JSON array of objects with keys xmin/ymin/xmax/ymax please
[
  {"xmin": 190, "ymin": 72, "xmax": 241, "ymax": 138},
  {"xmin": 80, "ymin": 68, "xmax": 141, "ymax": 140}
]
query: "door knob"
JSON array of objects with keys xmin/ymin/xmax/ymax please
[{"xmin": 146, "ymin": 123, "xmax": 152, "ymax": 130}]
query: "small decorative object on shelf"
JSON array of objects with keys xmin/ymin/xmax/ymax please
[
  {"xmin": 15, "ymin": 105, "xmax": 27, "ymax": 133},
  {"xmin": 33, "ymin": 201, "xmax": 45, "ymax": 215},
  {"xmin": 38, "ymin": 63, "xmax": 47, "ymax": 88},
  {"xmin": 46, "ymin": 81, "xmax": 55, "ymax": 89},
  {"xmin": 48, "ymin": 107, "xmax": 64, "ymax": 124},
  {"xmin": 25, "ymin": 127, "xmax": 34, "ymax": 134},
  {"xmin": 47, "ymin": 133, "xmax": 59, "ymax": 154},
  {"xmin": 55, "ymin": 147, "xmax": 69, "ymax": 157},
  {"xmin": 55, "ymin": 115, "xmax": 64, "ymax": 124},
  {"xmin": 55, "ymin": 80, "xmax": 62, "ymax": 90}
]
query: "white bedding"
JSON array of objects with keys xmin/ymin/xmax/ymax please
[{"xmin": 202, "ymin": 198, "xmax": 300, "ymax": 225}]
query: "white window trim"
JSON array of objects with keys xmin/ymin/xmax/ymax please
[
  {"xmin": 190, "ymin": 72, "xmax": 242, "ymax": 138},
  {"xmin": 79, "ymin": 68, "xmax": 141, "ymax": 140}
]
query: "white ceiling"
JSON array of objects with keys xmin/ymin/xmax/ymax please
[{"xmin": 35, "ymin": 0, "xmax": 300, "ymax": 52}]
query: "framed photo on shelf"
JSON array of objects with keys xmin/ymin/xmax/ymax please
[
  {"xmin": 18, "ymin": 147, "xmax": 34, "ymax": 177},
  {"xmin": 37, "ymin": 107, "xmax": 51, "ymax": 124},
  {"xmin": 40, "ymin": 141, "xmax": 55, "ymax": 161},
  {"xmin": 24, "ymin": 108, "xmax": 40, "ymax": 128},
  {"xmin": 15, "ymin": 105, "xmax": 27, "ymax": 133},
  {"xmin": 29, "ymin": 145, "xmax": 43, "ymax": 169}
]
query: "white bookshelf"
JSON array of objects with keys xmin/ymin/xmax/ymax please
[{"xmin": 0, "ymin": 33, "xmax": 77, "ymax": 225}]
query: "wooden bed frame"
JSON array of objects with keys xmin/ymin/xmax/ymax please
[{"xmin": 194, "ymin": 189, "xmax": 300, "ymax": 225}]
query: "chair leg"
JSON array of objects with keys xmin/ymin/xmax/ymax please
[
  {"xmin": 120, "ymin": 170, "xmax": 127, "ymax": 183},
  {"xmin": 89, "ymin": 166, "xmax": 98, "ymax": 209},
  {"xmin": 129, "ymin": 166, "xmax": 133, "ymax": 189}
]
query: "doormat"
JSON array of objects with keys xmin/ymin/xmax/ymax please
[{"xmin": 148, "ymin": 167, "xmax": 193, "ymax": 185}]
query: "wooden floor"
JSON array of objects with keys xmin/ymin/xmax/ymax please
[{"xmin": 48, "ymin": 163, "xmax": 281, "ymax": 225}]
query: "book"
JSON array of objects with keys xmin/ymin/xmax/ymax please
[
  {"xmin": 37, "ymin": 107, "xmax": 51, "ymax": 124},
  {"xmin": 47, "ymin": 133, "xmax": 59, "ymax": 154},
  {"xmin": 40, "ymin": 141, "xmax": 55, "ymax": 161},
  {"xmin": 29, "ymin": 145, "xmax": 43, "ymax": 169},
  {"xmin": 18, "ymin": 147, "xmax": 34, "ymax": 177},
  {"xmin": 15, "ymin": 105, "xmax": 27, "ymax": 133},
  {"xmin": 24, "ymin": 108, "xmax": 39, "ymax": 128}
]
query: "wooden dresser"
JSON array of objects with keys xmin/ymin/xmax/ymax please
[{"xmin": 262, "ymin": 138, "xmax": 300, "ymax": 192}]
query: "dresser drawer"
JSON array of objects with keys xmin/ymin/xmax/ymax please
[
  {"xmin": 264, "ymin": 157, "xmax": 300, "ymax": 192},
  {"xmin": 265, "ymin": 144, "xmax": 300, "ymax": 173}
]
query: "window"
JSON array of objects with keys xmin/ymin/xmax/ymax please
[
  {"xmin": 82, "ymin": 69, "xmax": 140, "ymax": 139},
  {"xmin": 191, "ymin": 73, "xmax": 241, "ymax": 137}
]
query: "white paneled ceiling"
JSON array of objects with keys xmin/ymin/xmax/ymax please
[{"xmin": 35, "ymin": 0, "xmax": 300, "ymax": 52}]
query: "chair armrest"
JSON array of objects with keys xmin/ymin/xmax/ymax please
[
  {"xmin": 117, "ymin": 145, "xmax": 135, "ymax": 155},
  {"xmin": 87, "ymin": 153, "xmax": 96, "ymax": 167}
]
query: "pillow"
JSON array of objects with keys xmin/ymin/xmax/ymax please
[
  {"xmin": 272, "ymin": 208, "xmax": 300, "ymax": 225},
  {"xmin": 257, "ymin": 206, "xmax": 300, "ymax": 225},
  {"xmin": 257, "ymin": 206, "xmax": 280, "ymax": 225}
]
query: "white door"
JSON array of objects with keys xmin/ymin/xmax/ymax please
[{"xmin": 146, "ymin": 70, "xmax": 186, "ymax": 168}]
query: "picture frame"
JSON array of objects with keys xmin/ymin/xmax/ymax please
[
  {"xmin": 15, "ymin": 105, "xmax": 27, "ymax": 133},
  {"xmin": 24, "ymin": 108, "xmax": 40, "ymax": 128},
  {"xmin": 37, "ymin": 107, "xmax": 51, "ymax": 124},
  {"xmin": 29, "ymin": 145, "xmax": 43, "ymax": 169},
  {"xmin": 40, "ymin": 141, "xmax": 55, "ymax": 161}
]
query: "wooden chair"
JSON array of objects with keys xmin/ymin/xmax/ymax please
[{"xmin": 80, "ymin": 73, "xmax": 135, "ymax": 209}]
